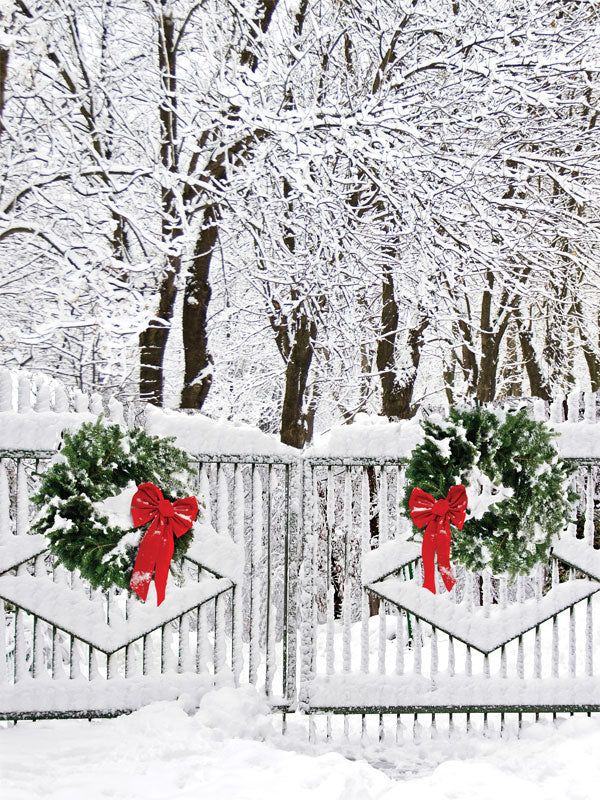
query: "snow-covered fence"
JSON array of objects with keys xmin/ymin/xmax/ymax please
[
  {"xmin": 0, "ymin": 450, "xmax": 240, "ymax": 720},
  {"xmin": 1, "ymin": 368, "xmax": 600, "ymax": 735},
  {"xmin": 296, "ymin": 455, "xmax": 600, "ymax": 741}
]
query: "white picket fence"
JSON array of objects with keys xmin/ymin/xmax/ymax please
[{"xmin": 0, "ymin": 368, "xmax": 599, "ymax": 739}]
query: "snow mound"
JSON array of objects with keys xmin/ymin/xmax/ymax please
[
  {"xmin": 0, "ymin": 411, "xmax": 95, "ymax": 451},
  {"xmin": 145, "ymin": 406, "xmax": 297, "ymax": 457},
  {"xmin": 307, "ymin": 414, "xmax": 424, "ymax": 458},
  {"xmin": 196, "ymin": 685, "xmax": 274, "ymax": 740}
]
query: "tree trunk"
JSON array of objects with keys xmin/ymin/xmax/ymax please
[
  {"xmin": 0, "ymin": 44, "xmax": 8, "ymax": 139},
  {"xmin": 180, "ymin": 206, "xmax": 216, "ymax": 409},
  {"xmin": 280, "ymin": 314, "xmax": 317, "ymax": 448},
  {"xmin": 139, "ymin": 8, "xmax": 180, "ymax": 405},
  {"xmin": 376, "ymin": 265, "xmax": 427, "ymax": 418},
  {"xmin": 514, "ymin": 309, "xmax": 552, "ymax": 401},
  {"xmin": 179, "ymin": 2, "xmax": 282, "ymax": 409}
]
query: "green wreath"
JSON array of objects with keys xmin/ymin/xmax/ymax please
[
  {"xmin": 403, "ymin": 407, "xmax": 575, "ymax": 577},
  {"xmin": 32, "ymin": 418, "xmax": 198, "ymax": 592}
]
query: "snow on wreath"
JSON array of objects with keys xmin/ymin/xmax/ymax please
[
  {"xmin": 403, "ymin": 406, "xmax": 576, "ymax": 578},
  {"xmin": 32, "ymin": 419, "xmax": 201, "ymax": 601}
]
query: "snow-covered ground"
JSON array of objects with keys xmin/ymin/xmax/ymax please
[{"xmin": 1, "ymin": 686, "xmax": 599, "ymax": 800}]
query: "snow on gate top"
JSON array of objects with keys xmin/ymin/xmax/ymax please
[{"xmin": 0, "ymin": 367, "xmax": 599, "ymax": 459}]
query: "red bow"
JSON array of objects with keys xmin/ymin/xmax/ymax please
[
  {"xmin": 129, "ymin": 482, "xmax": 198, "ymax": 605},
  {"xmin": 409, "ymin": 485, "xmax": 468, "ymax": 594}
]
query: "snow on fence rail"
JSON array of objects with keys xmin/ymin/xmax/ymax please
[{"xmin": 0, "ymin": 368, "xmax": 600, "ymax": 738}]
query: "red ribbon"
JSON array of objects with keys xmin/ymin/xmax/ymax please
[
  {"xmin": 409, "ymin": 485, "xmax": 468, "ymax": 594},
  {"xmin": 129, "ymin": 482, "xmax": 198, "ymax": 605}
]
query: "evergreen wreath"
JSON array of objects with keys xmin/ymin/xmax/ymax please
[
  {"xmin": 32, "ymin": 418, "xmax": 197, "ymax": 592},
  {"xmin": 403, "ymin": 406, "xmax": 575, "ymax": 577}
]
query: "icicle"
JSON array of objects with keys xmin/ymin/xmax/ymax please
[
  {"xmin": 584, "ymin": 469, "xmax": 595, "ymax": 546},
  {"xmin": 213, "ymin": 465, "xmax": 228, "ymax": 676},
  {"xmin": 430, "ymin": 627, "xmax": 438, "ymax": 683},
  {"xmin": 517, "ymin": 635, "xmax": 524, "ymax": 679},
  {"xmin": 0, "ymin": 461, "xmax": 11, "ymax": 543},
  {"xmin": 232, "ymin": 584, "xmax": 243, "ymax": 686},
  {"xmin": 465, "ymin": 571, "xmax": 474, "ymax": 612},
  {"xmin": 32, "ymin": 614, "xmax": 46, "ymax": 680},
  {"xmin": 309, "ymin": 466, "xmax": 318, "ymax": 684},
  {"xmin": 535, "ymin": 564, "xmax": 544, "ymax": 601},
  {"xmin": 567, "ymin": 389, "xmax": 580, "ymax": 422},
  {"xmin": 89, "ymin": 646, "xmax": 100, "ymax": 681},
  {"xmin": 532, "ymin": 399, "xmax": 547, "ymax": 422},
  {"xmin": 552, "ymin": 614, "xmax": 559, "ymax": 678},
  {"xmin": 326, "ymin": 466, "xmax": 335, "ymax": 555},
  {"xmin": 0, "ymin": 601, "xmax": 8, "ymax": 684},
  {"xmin": 396, "ymin": 612, "xmax": 405, "ymax": 675},
  {"xmin": 106, "ymin": 651, "xmax": 118, "ymax": 680},
  {"xmin": 499, "ymin": 576, "xmax": 508, "ymax": 610},
  {"xmin": 379, "ymin": 467, "xmax": 388, "ymax": 545},
  {"xmin": 265, "ymin": 600, "xmax": 277, "ymax": 696},
  {"xmin": 52, "ymin": 627, "xmax": 66, "ymax": 680},
  {"xmin": 108, "ymin": 396, "xmax": 125, "ymax": 425},
  {"xmin": 17, "ymin": 374, "xmax": 31, "ymax": 412},
  {"xmin": 343, "ymin": 578, "xmax": 352, "ymax": 673},
  {"xmin": 125, "ymin": 640, "xmax": 139, "ymax": 679},
  {"xmin": 298, "ymin": 556, "xmax": 316, "ymax": 712},
  {"xmin": 161, "ymin": 622, "xmax": 176, "ymax": 674},
  {"xmin": 216, "ymin": 463, "xmax": 229, "ymax": 537},
  {"xmin": 90, "ymin": 393, "xmax": 104, "ymax": 416},
  {"xmin": 126, "ymin": 403, "xmax": 136, "ymax": 429},
  {"xmin": 214, "ymin": 595, "xmax": 227, "ymax": 679},
  {"xmin": 16, "ymin": 461, "xmax": 28, "ymax": 537},
  {"xmin": 549, "ymin": 393, "xmax": 565, "ymax": 423},
  {"xmin": 233, "ymin": 464, "xmax": 244, "ymax": 545},
  {"xmin": 413, "ymin": 713, "xmax": 422, "ymax": 744},
  {"xmin": 34, "ymin": 379, "xmax": 51, "ymax": 412},
  {"xmin": 70, "ymin": 638, "xmax": 83, "ymax": 680},
  {"xmin": 360, "ymin": 469, "xmax": 370, "ymax": 674},
  {"xmin": 73, "ymin": 389, "xmax": 89, "ymax": 413},
  {"xmin": 0, "ymin": 369, "xmax": 12, "ymax": 411},
  {"xmin": 378, "ymin": 596, "xmax": 387, "ymax": 675},
  {"xmin": 326, "ymin": 585, "xmax": 335, "ymax": 675},
  {"xmin": 445, "ymin": 634, "xmax": 453, "ymax": 677},
  {"xmin": 249, "ymin": 467, "xmax": 263, "ymax": 685},
  {"xmin": 517, "ymin": 574, "xmax": 525, "ymax": 605},
  {"xmin": 395, "ymin": 466, "xmax": 405, "ymax": 539},
  {"xmin": 584, "ymin": 391, "xmax": 596, "ymax": 423},
  {"xmin": 586, "ymin": 597, "xmax": 593, "ymax": 677},
  {"xmin": 482, "ymin": 570, "xmax": 491, "ymax": 618},
  {"xmin": 199, "ymin": 464, "xmax": 212, "ymax": 524},
  {"xmin": 413, "ymin": 617, "xmax": 422, "ymax": 675},
  {"xmin": 178, "ymin": 612, "xmax": 193, "ymax": 675},
  {"xmin": 396, "ymin": 713, "xmax": 404, "ymax": 744},
  {"xmin": 534, "ymin": 625, "xmax": 541, "ymax": 679},
  {"xmin": 52, "ymin": 381, "xmax": 69, "ymax": 412},
  {"xmin": 569, "ymin": 604, "xmax": 576, "ymax": 678},
  {"xmin": 196, "ymin": 606, "xmax": 208, "ymax": 675},
  {"xmin": 552, "ymin": 558, "xmax": 559, "ymax": 587}
]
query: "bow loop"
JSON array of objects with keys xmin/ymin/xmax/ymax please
[
  {"xmin": 409, "ymin": 484, "xmax": 467, "ymax": 594},
  {"xmin": 129, "ymin": 483, "xmax": 198, "ymax": 605}
]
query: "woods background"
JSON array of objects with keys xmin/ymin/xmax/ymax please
[{"xmin": 0, "ymin": 0, "xmax": 599, "ymax": 445}]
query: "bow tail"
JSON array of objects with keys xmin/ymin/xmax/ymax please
[
  {"xmin": 421, "ymin": 520, "xmax": 438, "ymax": 594},
  {"xmin": 435, "ymin": 518, "xmax": 456, "ymax": 592},
  {"xmin": 153, "ymin": 534, "xmax": 175, "ymax": 606},
  {"xmin": 129, "ymin": 527, "xmax": 161, "ymax": 602}
]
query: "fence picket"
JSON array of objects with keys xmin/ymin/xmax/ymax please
[
  {"xmin": 0, "ymin": 460, "xmax": 10, "ymax": 542},
  {"xmin": 0, "ymin": 369, "xmax": 12, "ymax": 411}
]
